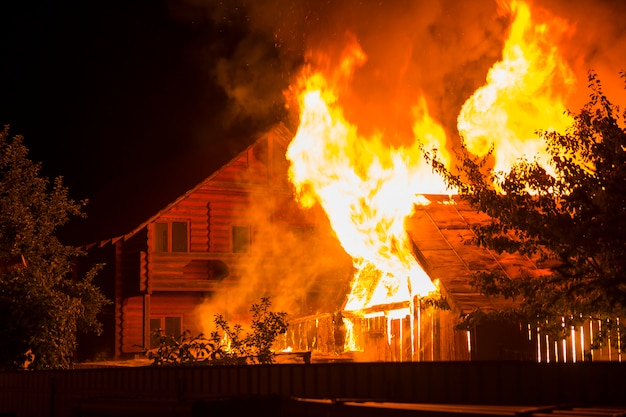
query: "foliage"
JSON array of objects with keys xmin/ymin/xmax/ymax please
[
  {"xmin": 245, "ymin": 297, "xmax": 289, "ymax": 363},
  {"xmin": 148, "ymin": 297, "xmax": 288, "ymax": 366},
  {"xmin": 419, "ymin": 293, "xmax": 451, "ymax": 311},
  {"xmin": 424, "ymin": 73, "xmax": 626, "ymax": 349},
  {"xmin": 0, "ymin": 126, "xmax": 110, "ymax": 370}
]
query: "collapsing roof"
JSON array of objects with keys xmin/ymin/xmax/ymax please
[{"xmin": 407, "ymin": 194, "xmax": 550, "ymax": 316}]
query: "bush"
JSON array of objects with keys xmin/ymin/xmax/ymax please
[{"xmin": 148, "ymin": 297, "xmax": 288, "ymax": 366}]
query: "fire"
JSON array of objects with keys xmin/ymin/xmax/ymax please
[
  {"xmin": 284, "ymin": 0, "xmax": 583, "ymax": 359},
  {"xmin": 286, "ymin": 41, "xmax": 446, "ymax": 316},
  {"xmin": 458, "ymin": 0, "xmax": 576, "ymax": 174}
]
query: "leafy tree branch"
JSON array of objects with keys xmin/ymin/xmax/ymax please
[{"xmin": 424, "ymin": 73, "xmax": 626, "ymax": 349}]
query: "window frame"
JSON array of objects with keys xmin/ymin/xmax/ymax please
[
  {"xmin": 149, "ymin": 315, "xmax": 183, "ymax": 349},
  {"xmin": 153, "ymin": 219, "xmax": 190, "ymax": 253}
]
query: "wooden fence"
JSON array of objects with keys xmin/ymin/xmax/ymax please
[{"xmin": 0, "ymin": 361, "xmax": 624, "ymax": 417}]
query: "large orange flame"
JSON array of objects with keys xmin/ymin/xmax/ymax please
[
  {"xmin": 286, "ymin": 41, "xmax": 448, "ymax": 315},
  {"xmin": 285, "ymin": 0, "xmax": 580, "ymax": 341},
  {"xmin": 458, "ymin": 0, "xmax": 576, "ymax": 174}
]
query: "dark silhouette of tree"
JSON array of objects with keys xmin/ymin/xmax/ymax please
[
  {"xmin": 425, "ymin": 73, "xmax": 626, "ymax": 350},
  {"xmin": 0, "ymin": 126, "xmax": 109, "ymax": 370}
]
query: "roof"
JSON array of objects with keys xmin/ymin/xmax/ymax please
[
  {"xmin": 64, "ymin": 123, "xmax": 293, "ymax": 246},
  {"xmin": 407, "ymin": 194, "xmax": 549, "ymax": 315}
]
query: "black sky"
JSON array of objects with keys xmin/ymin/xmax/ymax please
[
  {"xmin": 0, "ymin": 0, "xmax": 291, "ymax": 197},
  {"xmin": 0, "ymin": 0, "xmax": 296, "ymax": 242}
]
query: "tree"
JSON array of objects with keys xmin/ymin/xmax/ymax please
[
  {"xmin": 425, "ymin": 73, "xmax": 626, "ymax": 350},
  {"xmin": 0, "ymin": 126, "xmax": 109, "ymax": 370}
]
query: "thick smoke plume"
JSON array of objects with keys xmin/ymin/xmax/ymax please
[
  {"xmin": 172, "ymin": 0, "xmax": 625, "ymax": 146},
  {"xmin": 194, "ymin": 167, "xmax": 354, "ymax": 332}
]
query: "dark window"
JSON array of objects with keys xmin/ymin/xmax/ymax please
[
  {"xmin": 164, "ymin": 316, "xmax": 182, "ymax": 337},
  {"xmin": 155, "ymin": 223, "xmax": 168, "ymax": 252},
  {"xmin": 171, "ymin": 222, "xmax": 188, "ymax": 252},
  {"xmin": 150, "ymin": 316, "xmax": 182, "ymax": 349},
  {"xmin": 232, "ymin": 226, "xmax": 250, "ymax": 253},
  {"xmin": 154, "ymin": 221, "xmax": 189, "ymax": 252}
]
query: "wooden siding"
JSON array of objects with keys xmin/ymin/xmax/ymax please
[
  {"xmin": 148, "ymin": 252, "xmax": 256, "ymax": 291},
  {"xmin": 120, "ymin": 295, "xmax": 144, "ymax": 353},
  {"xmin": 206, "ymin": 190, "xmax": 253, "ymax": 254}
]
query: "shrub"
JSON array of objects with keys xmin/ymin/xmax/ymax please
[{"xmin": 148, "ymin": 297, "xmax": 288, "ymax": 366}]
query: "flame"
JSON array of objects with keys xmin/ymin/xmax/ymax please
[
  {"xmin": 220, "ymin": 332, "xmax": 232, "ymax": 352},
  {"xmin": 285, "ymin": 0, "xmax": 581, "ymax": 357},
  {"xmin": 342, "ymin": 318, "xmax": 362, "ymax": 352},
  {"xmin": 458, "ymin": 0, "xmax": 576, "ymax": 174},
  {"xmin": 286, "ymin": 41, "xmax": 445, "ymax": 316}
]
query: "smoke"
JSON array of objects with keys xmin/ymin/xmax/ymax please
[
  {"xmin": 169, "ymin": 0, "xmax": 625, "ymax": 141},
  {"xmin": 193, "ymin": 138, "xmax": 353, "ymax": 333},
  {"xmin": 194, "ymin": 200, "xmax": 354, "ymax": 334},
  {"xmin": 535, "ymin": 0, "xmax": 626, "ymax": 108}
]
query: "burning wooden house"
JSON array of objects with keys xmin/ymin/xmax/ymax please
[
  {"xmin": 75, "ymin": 0, "xmax": 624, "ymax": 364},
  {"xmin": 74, "ymin": 122, "xmax": 544, "ymax": 363},
  {"xmin": 75, "ymin": 119, "xmax": 622, "ymax": 363}
]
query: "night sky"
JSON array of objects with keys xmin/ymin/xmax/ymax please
[
  {"xmin": 0, "ymin": 0, "xmax": 293, "ymax": 190},
  {"xmin": 1, "ymin": 0, "xmax": 624, "ymax": 243},
  {"xmin": 0, "ymin": 0, "xmax": 297, "ymax": 242}
]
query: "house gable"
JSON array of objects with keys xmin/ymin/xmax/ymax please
[{"xmin": 79, "ymin": 123, "xmax": 355, "ymax": 359}]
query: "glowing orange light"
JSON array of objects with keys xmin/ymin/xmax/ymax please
[
  {"xmin": 284, "ymin": 0, "xmax": 582, "ymax": 357},
  {"xmin": 458, "ymin": 0, "xmax": 576, "ymax": 175},
  {"xmin": 286, "ymin": 40, "xmax": 446, "ymax": 321}
]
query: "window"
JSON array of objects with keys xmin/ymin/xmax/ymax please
[
  {"xmin": 149, "ymin": 318, "xmax": 161, "ymax": 349},
  {"xmin": 155, "ymin": 223, "xmax": 168, "ymax": 252},
  {"xmin": 171, "ymin": 222, "xmax": 188, "ymax": 252},
  {"xmin": 150, "ymin": 316, "xmax": 182, "ymax": 349},
  {"xmin": 164, "ymin": 316, "xmax": 182, "ymax": 336},
  {"xmin": 154, "ymin": 221, "xmax": 189, "ymax": 252},
  {"xmin": 232, "ymin": 226, "xmax": 250, "ymax": 253}
]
